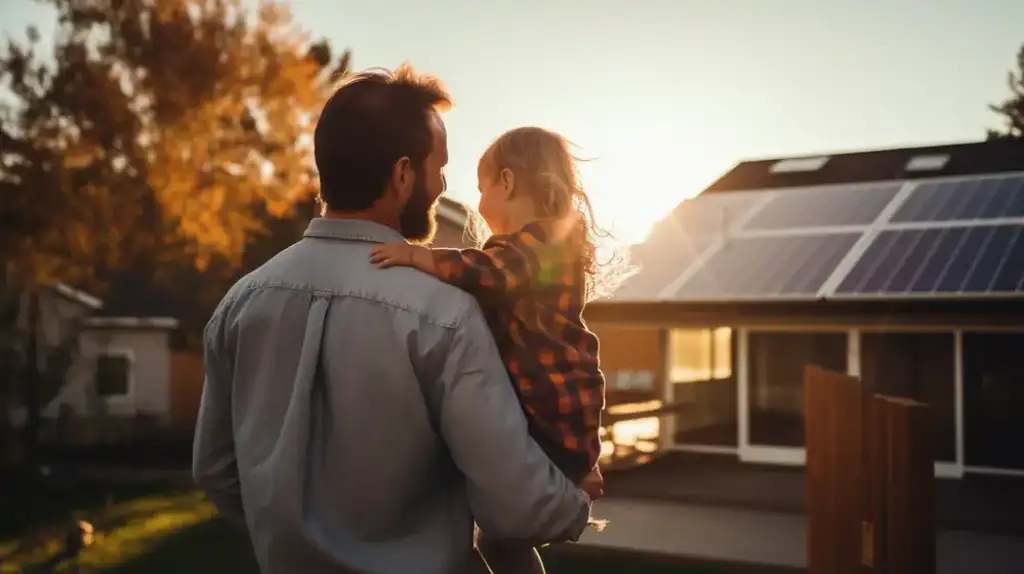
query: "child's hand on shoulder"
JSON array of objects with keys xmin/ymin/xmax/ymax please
[
  {"xmin": 370, "ymin": 243, "xmax": 436, "ymax": 273},
  {"xmin": 581, "ymin": 466, "xmax": 604, "ymax": 501}
]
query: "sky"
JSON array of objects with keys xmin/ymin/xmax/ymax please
[{"xmin": 3, "ymin": 0, "xmax": 1024, "ymax": 243}]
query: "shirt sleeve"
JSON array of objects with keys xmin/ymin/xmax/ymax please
[
  {"xmin": 432, "ymin": 299, "xmax": 591, "ymax": 542},
  {"xmin": 430, "ymin": 230, "xmax": 544, "ymax": 294},
  {"xmin": 192, "ymin": 306, "xmax": 245, "ymax": 527}
]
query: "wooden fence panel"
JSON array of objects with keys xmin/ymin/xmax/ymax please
[
  {"xmin": 169, "ymin": 352, "xmax": 204, "ymax": 432},
  {"xmin": 805, "ymin": 366, "xmax": 936, "ymax": 574},
  {"xmin": 877, "ymin": 397, "xmax": 935, "ymax": 574},
  {"xmin": 867, "ymin": 394, "xmax": 889, "ymax": 572},
  {"xmin": 804, "ymin": 365, "xmax": 868, "ymax": 574}
]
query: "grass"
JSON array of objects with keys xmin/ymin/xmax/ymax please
[
  {"xmin": 0, "ymin": 469, "xmax": 192, "ymax": 540},
  {"xmin": 101, "ymin": 516, "xmax": 728, "ymax": 574},
  {"xmin": 0, "ymin": 491, "xmax": 217, "ymax": 573},
  {"xmin": 0, "ymin": 471, "xmax": 742, "ymax": 573}
]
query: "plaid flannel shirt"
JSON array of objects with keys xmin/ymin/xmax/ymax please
[{"xmin": 431, "ymin": 221, "xmax": 604, "ymax": 481}]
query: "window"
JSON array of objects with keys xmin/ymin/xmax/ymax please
[
  {"xmin": 712, "ymin": 327, "xmax": 732, "ymax": 379},
  {"xmin": 669, "ymin": 327, "xmax": 733, "ymax": 383},
  {"xmin": 95, "ymin": 353, "xmax": 131, "ymax": 397},
  {"xmin": 668, "ymin": 329, "xmax": 712, "ymax": 382},
  {"xmin": 770, "ymin": 156, "xmax": 830, "ymax": 174},
  {"xmin": 904, "ymin": 154, "xmax": 950, "ymax": 172},
  {"xmin": 748, "ymin": 331, "xmax": 846, "ymax": 448},
  {"xmin": 668, "ymin": 328, "xmax": 736, "ymax": 447},
  {"xmin": 610, "ymin": 371, "xmax": 655, "ymax": 392},
  {"xmin": 860, "ymin": 332, "xmax": 956, "ymax": 462},
  {"xmin": 962, "ymin": 332, "xmax": 1024, "ymax": 470}
]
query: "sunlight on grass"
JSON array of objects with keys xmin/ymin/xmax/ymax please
[
  {"xmin": 0, "ymin": 491, "xmax": 216, "ymax": 574},
  {"xmin": 0, "ymin": 538, "xmax": 65, "ymax": 573}
]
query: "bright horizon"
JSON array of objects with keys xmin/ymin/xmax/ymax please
[{"xmin": 4, "ymin": 0, "xmax": 1023, "ymax": 244}]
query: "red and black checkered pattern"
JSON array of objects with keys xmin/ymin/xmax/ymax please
[{"xmin": 432, "ymin": 221, "xmax": 604, "ymax": 481}]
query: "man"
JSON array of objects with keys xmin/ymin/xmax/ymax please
[{"xmin": 193, "ymin": 65, "xmax": 594, "ymax": 574}]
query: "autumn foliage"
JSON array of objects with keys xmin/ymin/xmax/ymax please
[{"xmin": 0, "ymin": 0, "xmax": 349, "ymax": 291}]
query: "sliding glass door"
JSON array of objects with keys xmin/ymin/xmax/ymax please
[
  {"xmin": 742, "ymin": 330, "xmax": 847, "ymax": 464},
  {"xmin": 667, "ymin": 327, "xmax": 737, "ymax": 449},
  {"xmin": 963, "ymin": 332, "xmax": 1024, "ymax": 472}
]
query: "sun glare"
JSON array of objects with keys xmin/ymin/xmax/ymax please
[
  {"xmin": 577, "ymin": 145, "xmax": 712, "ymax": 246},
  {"xmin": 444, "ymin": 115, "xmax": 725, "ymax": 247}
]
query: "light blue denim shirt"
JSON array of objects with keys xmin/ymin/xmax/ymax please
[{"xmin": 193, "ymin": 217, "xmax": 590, "ymax": 574}]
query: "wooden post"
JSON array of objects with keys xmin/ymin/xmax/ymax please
[
  {"xmin": 804, "ymin": 366, "xmax": 868, "ymax": 574},
  {"xmin": 874, "ymin": 396, "xmax": 935, "ymax": 574}
]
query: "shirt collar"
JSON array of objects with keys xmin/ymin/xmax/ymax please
[{"xmin": 302, "ymin": 217, "xmax": 407, "ymax": 244}]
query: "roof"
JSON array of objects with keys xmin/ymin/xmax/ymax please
[
  {"xmin": 48, "ymin": 283, "xmax": 103, "ymax": 310},
  {"xmin": 705, "ymin": 139, "xmax": 1024, "ymax": 193},
  {"xmin": 83, "ymin": 317, "xmax": 179, "ymax": 330},
  {"xmin": 606, "ymin": 140, "xmax": 1024, "ymax": 306},
  {"xmin": 437, "ymin": 196, "xmax": 470, "ymax": 228},
  {"xmin": 42, "ymin": 282, "xmax": 179, "ymax": 329}
]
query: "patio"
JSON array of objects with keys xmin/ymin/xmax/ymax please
[{"xmin": 602, "ymin": 452, "xmax": 1024, "ymax": 535}]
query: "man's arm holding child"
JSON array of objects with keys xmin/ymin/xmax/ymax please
[{"xmin": 431, "ymin": 298, "xmax": 593, "ymax": 542}]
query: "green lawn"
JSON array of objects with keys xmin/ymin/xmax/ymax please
[
  {"xmin": 0, "ymin": 472, "xmax": 732, "ymax": 574},
  {"xmin": 0, "ymin": 469, "xmax": 192, "ymax": 540},
  {"xmin": 104, "ymin": 517, "xmax": 725, "ymax": 574}
]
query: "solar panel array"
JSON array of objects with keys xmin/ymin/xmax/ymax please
[
  {"xmin": 672, "ymin": 234, "xmax": 860, "ymax": 299},
  {"xmin": 836, "ymin": 225, "xmax": 1024, "ymax": 295},
  {"xmin": 890, "ymin": 175, "xmax": 1024, "ymax": 223},
  {"xmin": 612, "ymin": 221, "xmax": 714, "ymax": 301},
  {"xmin": 742, "ymin": 183, "xmax": 902, "ymax": 231},
  {"xmin": 611, "ymin": 173, "xmax": 1024, "ymax": 303},
  {"xmin": 611, "ymin": 191, "xmax": 762, "ymax": 301}
]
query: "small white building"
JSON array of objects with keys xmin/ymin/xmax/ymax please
[
  {"xmin": 12, "ymin": 283, "xmax": 179, "ymax": 442},
  {"xmin": 9, "ymin": 199, "xmax": 475, "ymax": 442}
]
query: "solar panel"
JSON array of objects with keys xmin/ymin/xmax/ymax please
[
  {"xmin": 890, "ymin": 175, "xmax": 1024, "ymax": 223},
  {"xmin": 611, "ymin": 216, "xmax": 715, "ymax": 301},
  {"xmin": 610, "ymin": 193, "xmax": 763, "ymax": 301},
  {"xmin": 742, "ymin": 183, "xmax": 902, "ymax": 231},
  {"xmin": 671, "ymin": 191, "xmax": 764, "ymax": 236},
  {"xmin": 835, "ymin": 224, "xmax": 1024, "ymax": 295},
  {"xmin": 669, "ymin": 233, "xmax": 860, "ymax": 300}
]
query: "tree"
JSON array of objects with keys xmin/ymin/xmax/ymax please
[
  {"xmin": 2, "ymin": 0, "xmax": 349, "ymax": 287},
  {"xmin": 0, "ymin": 0, "xmax": 349, "ymax": 462},
  {"xmin": 988, "ymin": 44, "xmax": 1024, "ymax": 140}
]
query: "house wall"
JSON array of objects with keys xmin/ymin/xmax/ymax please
[
  {"xmin": 43, "ymin": 328, "xmax": 173, "ymax": 423},
  {"xmin": 430, "ymin": 217, "xmax": 474, "ymax": 249},
  {"xmin": 589, "ymin": 323, "xmax": 664, "ymax": 405},
  {"xmin": 591, "ymin": 302, "xmax": 1024, "ymax": 477},
  {"xmin": 18, "ymin": 288, "xmax": 94, "ymax": 350}
]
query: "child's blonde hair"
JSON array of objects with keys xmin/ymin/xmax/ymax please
[{"xmin": 478, "ymin": 126, "xmax": 629, "ymax": 301}]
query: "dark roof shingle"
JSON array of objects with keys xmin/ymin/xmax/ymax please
[{"xmin": 705, "ymin": 139, "xmax": 1024, "ymax": 193}]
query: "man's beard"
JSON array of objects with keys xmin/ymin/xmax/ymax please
[{"xmin": 399, "ymin": 176, "xmax": 437, "ymax": 244}]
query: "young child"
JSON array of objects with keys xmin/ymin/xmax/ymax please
[{"xmin": 370, "ymin": 126, "xmax": 612, "ymax": 573}]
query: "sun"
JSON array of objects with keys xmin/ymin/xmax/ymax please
[
  {"xmin": 443, "ymin": 123, "xmax": 724, "ymax": 248},
  {"xmin": 576, "ymin": 145, "xmax": 712, "ymax": 246}
]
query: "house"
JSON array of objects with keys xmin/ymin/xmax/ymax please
[
  {"xmin": 433, "ymin": 196, "xmax": 477, "ymax": 248},
  {"xmin": 12, "ymin": 283, "xmax": 179, "ymax": 443},
  {"xmin": 586, "ymin": 138, "xmax": 1024, "ymax": 480}
]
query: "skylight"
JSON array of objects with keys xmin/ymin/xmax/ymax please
[
  {"xmin": 770, "ymin": 156, "xmax": 830, "ymax": 174},
  {"xmin": 904, "ymin": 154, "xmax": 950, "ymax": 172}
]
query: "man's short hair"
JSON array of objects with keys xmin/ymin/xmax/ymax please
[{"xmin": 313, "ymin": 64, "xmax": 452, "ymax": 211}]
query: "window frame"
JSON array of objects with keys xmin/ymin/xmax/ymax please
[
  {"xmin": 94, "ymin": 349, "xmax": 134, "ymax": 400},
  {"xmin": 667, "ymin": 327, "xmax": 734, "ymax": 385}
]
